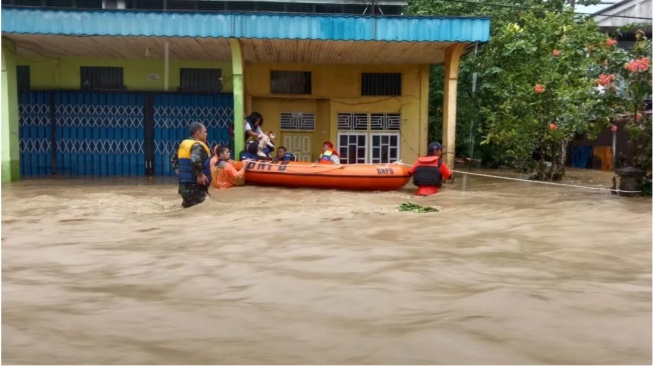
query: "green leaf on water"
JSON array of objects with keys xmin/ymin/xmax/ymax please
[{"xmin": 397, "ymin": 202, "xmax": 439, "ymax": 213}]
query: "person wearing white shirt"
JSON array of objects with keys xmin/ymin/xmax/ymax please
[{"xmin": 244, "ymin": 112, "xmax": 264, "ymax": 140}]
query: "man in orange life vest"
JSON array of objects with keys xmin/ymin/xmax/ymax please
[
  {"xmin": 211, "ymin": 145, "xmax": 248, "ymax": 190},
  {"xmin": 317, "ymin": 141, "xmax": 341, "ymax": 164},
  {"xmin": 409, "ymin": 142, "xmax": 453, "ymax": 196}
]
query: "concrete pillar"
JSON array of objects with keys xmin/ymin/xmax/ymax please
[
  {"xmin": 229, "ymin": 39, "xmax": 245, "ymax": 156},
  {"xmin": 442, "ymin": 43, "xmax": 465, "ymax": 168},
  {"xmin": 1, "ymin": 43, "xmax": 21, "ymax": 182}
]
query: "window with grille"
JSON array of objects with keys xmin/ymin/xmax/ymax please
[
  {"xmin": 80, "ymin": 66, "xmax": 124, "ymax": 90},
  {"xmin": 337, "ymin": 113, "xmax": 368, "ymax": 130},
  {"xmin": 338, "ymin": 134, "xmax": 368, "ymax": 164},
  {"xmin": 361, "ymin": 73, "xmax": 402, "ymax": 96},
  {"xmin": 179, "ymin": 68, "xmax": 222, "ymax": 92},
  {"xmin": 370, "ymin": 134, "xmax": 400, "ymax": 164},
  {"xmin": 337, "ymin": 113, "xmax": 400, "ymax": 131},
  {"xmin": 17, "ymin": 65, "xmax": 30, "ymax": 91},
  {"xmin": 336, "ymin": 112, "xmax": 401, "ymax": 164},
  {"xmin": 280, "ymin": 112, "xmax": 315, "ymax": 131},
  {"xmin": 370, "ymin": 113, "xmax": 401, "ymax": 130},
  {"xmin": 270, "ymin": 71, "xmax": 312, "ymax": 94}
]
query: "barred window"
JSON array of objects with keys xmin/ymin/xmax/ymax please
[
  {"xmin": 361, "ymin": 73, "xmax": 402, "ymax": 96},
  {"xmin": 80, "ymin": 66, "xmax": 124, "ymax": 90}
]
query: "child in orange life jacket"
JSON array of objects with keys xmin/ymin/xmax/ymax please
[
  {"xmin": 408, "ymin": 142, "xmax": 453, "ymax": 196},
  {"xmin": 317, "ymin": 141, "xmax": 341, "ymax": 164}
]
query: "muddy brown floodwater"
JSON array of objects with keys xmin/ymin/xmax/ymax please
[{"xmin": 2, "ymin": 168, "xmax": 651, "ymax": 365}]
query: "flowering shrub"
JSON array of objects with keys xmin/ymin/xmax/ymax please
[
  {"xmin": 480, "ymin": 10, "xmax": 619, "ymax": 180},
  {"xmin": 593, "ymin": 29, "xmax": 651, "ymax": 172}
]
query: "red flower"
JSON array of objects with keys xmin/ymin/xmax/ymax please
[
  {"xmin": 552, "ymin": 50, "xmax": 560, "ymax": 57},
  {"xmin": 606, "ymin": 38, "xmax": 618, "ymax": 47},
  {"xmin": 595, "ymin": 73, "xmax": 615, "ymax": 86},
  {"xmin": 636, "ymin": 113, "xmax": 643, "ymax": 121},
  {"xmin": 624, "ymin": 58, "xmax": 650, "ymax": 73},
  {"xmin": 638, "ymin": 57, "xmax": 649, "ymax": 71},
  {"xmin": 534, "ymin": 84, "xmax": 546, "ymax": 94},
  {"xmin": 549, "ymin": 123, "xmax": 558, "ymax": 130}
]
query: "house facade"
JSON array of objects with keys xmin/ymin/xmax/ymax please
[{"xmin": 1, "ymin": 0, "xmax": 490, "ymax": 181}]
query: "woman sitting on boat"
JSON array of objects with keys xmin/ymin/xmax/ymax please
[{"xmin": 317, "ymin": 141, "xmax": 341, "ymax": 164}]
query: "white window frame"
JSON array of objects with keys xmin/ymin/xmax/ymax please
[
  {"xmin": 336, "ymin": 112, "xmax": 401, "ymax": 164},
  {"xmin": 337, "ymin": 132, "xmax": 368, "ymax": 164},
  {"xmin": 368, "ymin": 132, "xmax": 401, "ymax": 164}
]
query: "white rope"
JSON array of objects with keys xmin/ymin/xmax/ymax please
[{"xmin": 393, "ymin": 162, "xmax": 641, "ymax": 194}]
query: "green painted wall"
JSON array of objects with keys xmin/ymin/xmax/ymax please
[
  {"xmin": 2, "ymin": 43, "xmax": 21, "ymax": 183},
  {"xmin": 15, "ymin": 56, "xmax": 233, "ymax": 92}
]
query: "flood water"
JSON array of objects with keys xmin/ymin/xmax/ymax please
[{"xmin": 2, "ymin": 168, "xmax": 651, "ymax": 365}]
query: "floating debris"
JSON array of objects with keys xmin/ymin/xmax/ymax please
[{"xmin": 397, "ymin": 202, "xmax": 439, "ymax": 213}]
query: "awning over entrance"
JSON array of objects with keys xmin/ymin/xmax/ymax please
[
  {"xmin": 6, "ymin": 34, "xmax": 456, "ymax": 64},
  {"xmin": 2, "ymin": 7, "xmax": 489, "ymax": 64},
  {"xmin": 2, "ymin": 8, "xmax": 489, "ymax": 43}
]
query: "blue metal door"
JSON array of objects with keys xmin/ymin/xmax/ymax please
[
  {"xmin": 153, "ymin": 93, "xmax": 233, "ymax": 176},
  {"xmin": 19, "ymin": 91, "xmax": 52, "ymax": 177},
  {"xmin": 54, "ymin": 92, "xmax": 145, "ymax": 177}
]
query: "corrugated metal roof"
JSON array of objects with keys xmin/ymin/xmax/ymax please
[{"xmin": 1, "ymin": 8, "xmax": 490, "ymax": 42}]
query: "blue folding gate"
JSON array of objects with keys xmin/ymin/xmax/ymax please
[
  {"xmin": 55, "ymin": 92, "xmax": 145, "ymax": 177},
  {"xmin": 153, "ymin": 93, "xmax": 234, "ymax": 176},
  {"xmin": 18, "ymin": 91, "xmax": 233, "ymax": 178},
  {"xmin": 19, "ymin": 91, "xmax": 52, "ymax": 177}
]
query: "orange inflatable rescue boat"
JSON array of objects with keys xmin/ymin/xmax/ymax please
[{"xmin": 233, "ymin": 161, "xmax": 410, "ymax": 191}]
